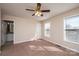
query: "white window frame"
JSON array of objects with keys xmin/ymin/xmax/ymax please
[
  {"xmin": 64, "ymin": 14, "xmax": 79, "ymax": 44},
  {"xmin": 44, "ymin": 22, "xmax": 51, "ymax": 37}
]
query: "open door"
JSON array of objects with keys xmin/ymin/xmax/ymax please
[{"xmin": 1, "ymin": 20, "xmax": 14, "ymax": 47}]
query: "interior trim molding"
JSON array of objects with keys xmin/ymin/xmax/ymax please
[{"xmin": 43, "ymin": 38, "xmax": 79, "ymax": 53}]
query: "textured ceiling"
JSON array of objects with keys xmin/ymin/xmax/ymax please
[{"xmin": 0, "ymin": 3, "xmax": 79, "ymax": 21}]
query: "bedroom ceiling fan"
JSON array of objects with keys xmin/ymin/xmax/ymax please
[{"xmin": 25, "ymin": 3, "xmax": 50, "ymax": 16}]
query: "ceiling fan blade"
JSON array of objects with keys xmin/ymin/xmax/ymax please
[
  {"xmin": 26, "ymin": 9, "xmax": 35, "ymax": 11},
  {"xmin": 32, "ymin": 13, "xmax": 35, "ymax": 16},
  {"xmin": 41, "ymin": 10, "xmax": 50, "ymax": 12},
  {"xmin": 41, "ymin": 14, "xmax": 43, "ymax": 16}
]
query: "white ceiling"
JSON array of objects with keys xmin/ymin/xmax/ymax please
[{"xmin": 0, "ymin": 3, "xmax": 79, "ymax": 21}]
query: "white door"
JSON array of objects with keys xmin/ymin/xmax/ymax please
[{"xmin": 1, "ymin": 21, "xmax": 7, "ymax": 45}]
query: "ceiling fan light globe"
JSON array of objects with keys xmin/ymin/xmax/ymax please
[
  {"xmin": 35, "ymin": 11, "xmax": 39, "ymax": 15},
  {"xmin": 35, "ymin": 11, "xmax": 42, "ymax": 16},
  {"xmin": 37, "ymin": 14, "xmax": 40, "ymax": 16}
]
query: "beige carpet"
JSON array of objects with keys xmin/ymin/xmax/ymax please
[{"xmin": 1, "ymin": 39, "xmax": 79, "ymax": 56}]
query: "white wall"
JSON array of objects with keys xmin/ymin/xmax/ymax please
[
  {"xmin": 43, "ymin": 7, "xmax": 79, "ymax": 52},
  {"xmin": 40, "ymin": 21, "xmax": 44, "ymax": 39},
  {"xmin": 35, "ymin": 22, "xmax": 41, "ymax": 39},
  {"xmin": 2, "ymin": 14, "xmax": 40, "ymax": 44}
]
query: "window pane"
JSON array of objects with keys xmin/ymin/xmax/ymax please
[
  {"xmin": 64, "ymin": 15, "xmax": 79, "ymax": 43},
  {"xmin": 44, "ymin": 23, "xmax": 50, "ymax": 37}
]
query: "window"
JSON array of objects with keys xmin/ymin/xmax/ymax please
[
  {"xmin": 64, "ymin": 15, "xmax": 79, "ymax": 44},
  {"xmin": 44, "ymin": 22, "xmax": 50, "ymax": 37}
]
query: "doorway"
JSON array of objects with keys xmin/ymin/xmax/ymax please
[{"xmin": 1, "ymin": 20, "xmax": 14, "ymax": 48}]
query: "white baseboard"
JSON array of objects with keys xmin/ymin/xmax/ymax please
[
  {"xmin": 14, "ymin": 39, "xmax": 32, "ymax": 44},
  {"xmin": 14, "ymin": 38, "xmax": 42, "ymax": 44},
  {"xmin": 43, "ymin": 38, "xmax": 79, "ymax": 53}
]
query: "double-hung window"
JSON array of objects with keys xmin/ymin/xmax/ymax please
[{"xmin": 64, "ymin": 15, "xmax": 79, "ymax": 44}]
